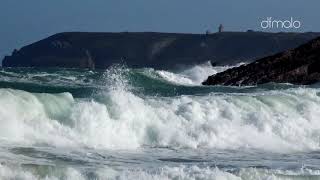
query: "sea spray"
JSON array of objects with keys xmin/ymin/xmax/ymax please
[
  {"xmin": 1, "ymin": 164, "xmax": 320, "ymax": 180},
  {"xmin": 155, "ymin": 61, "xmax": 245, "ymax": 85},
  {"xmin": 1, "ymin": 65, "xmax": 320, "ymax": 179},
  {"xmin": 0, "ymin": 84, "xmax": 320, "ymax": 151}
]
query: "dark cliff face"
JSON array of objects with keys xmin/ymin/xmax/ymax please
[
  {"xmin": 2, "ymin": 32, "xmax": 320, "ymax": 69},
  {"xmin": 202, "ymin": 37, "xmax": 320, "ymax": 86}
]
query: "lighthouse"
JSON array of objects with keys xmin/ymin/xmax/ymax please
[{"xmin": 218, "ymin": 24, "xmax": 224, "ymax": 33}]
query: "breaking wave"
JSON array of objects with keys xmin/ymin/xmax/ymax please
[
  {"xmin": 154, "ymin": 61, "xmax": 244, "ymax": 85},
  {"xmin": 1, "ymin": 64, "xmax": 320, "ymax": 180},
  {"xmin": 1, "ymin": 164, "xmax": 320, "ymax": 180},
  {"xmin": 0, "ymin": 65, "xmax": 320, "ymax": 152}
]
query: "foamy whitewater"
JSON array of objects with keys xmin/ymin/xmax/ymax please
[{"xmin": 0, "ymin": 62, "xmax": 320, "ymax": 180}]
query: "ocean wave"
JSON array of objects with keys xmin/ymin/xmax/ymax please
[
  {"xmin": 0, "ymin": 62, "xmax": 242, "ymax": 93},
  {"xmin": 0, "ymin": 65, "xmax": 319, "ymax": 152},
  {"xmin": 1, "ymin": 164, "xmax": 319, "ymax": 180},
  {"xmin": 154, "ymin": 61, "xmax": 244, "ymax": 85},
  {"xmin": 1, "ymin": 85, "xmax": 320, "ymax": 152}
]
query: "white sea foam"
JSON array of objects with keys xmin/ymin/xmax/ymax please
[
  {"xmin": 2, "ymin": 65, "xmax": 320, "ymax": 180},
  {"xmin": 0, "ymin": 164, "xmax": 84, "ymax": 180},
  {"xmin": 0, "ymin": 86, "xmax": 320, "ymax": 152},
  {"xmin": 0, "ymin": 62, "xmax": 319, "ymax": 152},
  {"xmin": 155, "ymin": 62, "xmax": 244, "ymax": 85},
  {"xmin": 1, "ymin": 164, "xmax": 319, "ymax": 180}
]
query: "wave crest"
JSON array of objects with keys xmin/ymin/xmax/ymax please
[{"xmin": 0, "ymin": 85, "xmax": 320, "ymax": 152}]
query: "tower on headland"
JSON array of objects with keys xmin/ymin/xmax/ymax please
[{"xmin": 218, "ymin": 24, "xmax": 224, "ymax": 33}]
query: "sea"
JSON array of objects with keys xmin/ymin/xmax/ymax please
[{"xmin": 0, "ymin": 62, "xmax": 320, "ymax": 180}]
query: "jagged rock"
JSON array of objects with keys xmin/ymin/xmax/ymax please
[
  {"xmin": 202, "ymin": 37, "xmax": 320, "ymax": 86},
  {"xmin": 2, "ymin": 32, "xmax": 320, "ymax": 69}
]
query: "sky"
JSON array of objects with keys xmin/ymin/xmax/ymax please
[{"xmin": 0, "ymin": 0, "xmax": 319, "ymax": 57}]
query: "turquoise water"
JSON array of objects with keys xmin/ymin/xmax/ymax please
[{"xmin": 0, "ymin": 63, "xmax": 320, "ymax": 179}]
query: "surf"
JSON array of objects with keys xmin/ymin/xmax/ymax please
[
  {"xmin": 0, "ymin": 65, "xmax": 319, "ymax": 152},
  {"xmin": 1, "ymin": 64, "xmax": 320, "ymax": 180}
]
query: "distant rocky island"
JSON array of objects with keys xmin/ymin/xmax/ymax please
[
  {"xmin": 203, "ymin": 36, "xmax": 320, "ymax": 86},
  {"xmin": 2, "ymin": 32, "xmax": 320, "ymax": 69}
]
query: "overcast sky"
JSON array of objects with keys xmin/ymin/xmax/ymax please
[{"xmin": 0, "ymin": 0, "xmax": 319, "ymax": 57}]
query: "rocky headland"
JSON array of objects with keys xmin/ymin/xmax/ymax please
[
  {"xmin": 202, "ymin": 36, "xmax": 320, "ymax": 86},
  {"xmin": 2, "ymin": 32, "xmax": 320, "ymax": 69}
]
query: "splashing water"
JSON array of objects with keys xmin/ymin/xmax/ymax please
[
  {"xmin": 0, "ymin": 64, "xmax": 319, "ymax": 179},
  {"xmin": 155, "ymin": 61, "xmax": 244, "ymax": 85}
]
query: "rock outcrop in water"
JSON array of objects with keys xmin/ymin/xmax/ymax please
[
  {"xmin": 202, "ymin": 37, "xmax": 320, "ymax": 86},
  {"xmin": 2, "ymin": 32, "xmax": 320, "ymax": 69}
]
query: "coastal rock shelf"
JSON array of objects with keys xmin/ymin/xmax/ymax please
[
  {"xmin": 203, "ymin": 37, "xmax": 320, "ymax": 86},
  {"xmin": 3, "ymin": 32, "xmax": 320, "ymax": 69}
]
